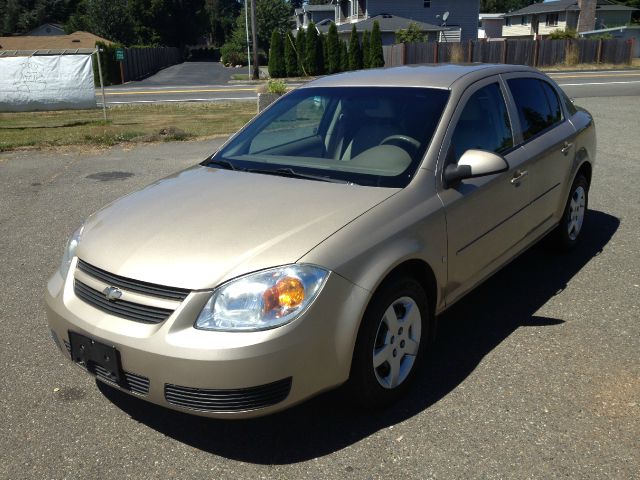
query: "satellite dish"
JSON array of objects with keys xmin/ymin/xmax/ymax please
[{"xmin": 443, "ymin": 11, "xmax": 450, "ymax": 22}]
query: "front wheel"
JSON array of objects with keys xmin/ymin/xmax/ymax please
[
  {"xmin": 554, "ymin": 174, "xmax": 589, "ymax": 250},
  {"xmin": 347, "ymin": 276, "xmax": 429, "ymax": 408}
]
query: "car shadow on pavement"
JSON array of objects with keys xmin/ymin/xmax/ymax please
[{"xmin": 98, "ymin": 209, "xmax": 619, "ymax": 464}]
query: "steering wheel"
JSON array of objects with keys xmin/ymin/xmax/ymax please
[{"xmin": 380, "ymin": 135, "xmax": 421, "ymax": 150}]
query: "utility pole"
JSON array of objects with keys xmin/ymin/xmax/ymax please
[{"xmin": 250, "ymin": 0, "xmax": 259, "ymax": 80}]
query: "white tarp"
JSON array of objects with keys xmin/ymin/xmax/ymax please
[{"xmin": 0, "ymin": 55, "xmax": 96, "ymax": 112}]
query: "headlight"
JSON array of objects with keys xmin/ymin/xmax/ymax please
[
  {"xmin": 195, "ymin": 265, "xmax": 329, "ymax": 332},
  {"xmin": 59, "ymin": 225, "xmax": 83, "ymax": 279}
]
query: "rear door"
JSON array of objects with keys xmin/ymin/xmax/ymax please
[
  {"xmin": 437, "ymin": 76, "xmax": 533, "ymax": 305},
  {"xmin": 503, "ymin": 75, "xmax": 577, "ymax": 234}
]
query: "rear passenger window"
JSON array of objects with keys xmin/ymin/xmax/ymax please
[
  {"xmin": 450, "ymin": 83, "xmax": 513, "ymax": 162},
  {"xmin": 507, "ymin": 78, "xmax": 562, "ymax": 140}
]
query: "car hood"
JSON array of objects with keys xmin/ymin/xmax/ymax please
[{"xmin": 76, "ymin": 166, "xmax": 397, "ymax": 290}]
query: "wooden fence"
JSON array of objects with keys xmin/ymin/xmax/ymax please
[{"xmin": 383, "ymin": 38, "xmax": 635, "ymax": 68}]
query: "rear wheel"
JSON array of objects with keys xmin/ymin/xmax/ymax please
[
  {"xmin": 348, "ymin": 276, "xmax": 429, "ymax": 408},
  {"xmin": 555, "ymin": 174, "xmax": 589, "ymax": 250}
]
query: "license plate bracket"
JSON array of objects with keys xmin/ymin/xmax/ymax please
[{"xmin": 68, "ymin": 331, "xmax": 122, "ymax": 384}]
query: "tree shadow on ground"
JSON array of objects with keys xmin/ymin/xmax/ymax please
[{"xmin": 98, "ymin": 210, "xmax": 619, "ymax": 464}]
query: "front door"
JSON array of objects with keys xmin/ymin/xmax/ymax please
[{"xmin": 437, "ymin": 77, "xmax": 532, "ymax": 305}]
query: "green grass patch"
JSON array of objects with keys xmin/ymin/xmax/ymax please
[{"xmin": 0, "ymin": 103, "xmax": 256, "ymax": 151}]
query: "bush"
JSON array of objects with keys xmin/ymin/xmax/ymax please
[
  {"xmin": 188, "ymin": 47, "xmax": 221, "ymax": 61},
  {"xmin": 221, "ymin": 41, "xmax": 247, "ymax": 66},
  {"xmin": 305, "ymin": 22, "xmax": 324, "ymax": 75},
  {"xmin": 362, "ymin": 30, "xmax": 371, "ymax": 69},
  {"xmin": 340, "ymin": 40, "xmax": 349, "ymax": 72},
  {"xmin": 265, "ymin": 79, "xmax": 287, "ymax": 95},
  {"xmin": 395, "ymin": 22, "xmax": 426, "ymax": 44},
  {"xmin": 550, "ymin": 28, "xmax": 578, "ymax": 39},
  {"xmin": 94, "ymin": 41, "xmax": 124, "ymax": 86},
  {"xmin": 295, "ymin": 28, "xmax": 307, "ymax": 76}
]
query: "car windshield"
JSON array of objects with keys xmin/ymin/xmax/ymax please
[{"xmin": 209, "ymin": 86, "xmax": 450, "ymax": 187}]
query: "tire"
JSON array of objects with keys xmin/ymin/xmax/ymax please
[
  {"xmin": 554, "ymin": 174, "xmax": 589, "ymax": 250},
  {"xmin": 347, "ymin": 275, "xmax": 430, "ymax": 409}
]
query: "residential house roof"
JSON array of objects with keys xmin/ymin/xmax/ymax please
[
  {"xmin": 504, "ymin": 0, "xmax": 637, "ymax": 17},
  {"xmin": 317, "ymin": 14, "xmax": 446, "ymax": 34},
  {"xmin": 0, "ymin": 31, "xmax": 113, "ymax": 50}
]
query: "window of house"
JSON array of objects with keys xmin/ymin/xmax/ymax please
[
  {"xmin": 546, "ymin": 13, "xmax": 559, "ymax": 26},
  {"xmin": 450, "ymin": 83, "xmax": 514, "ymax": 162},
  {"xmin": 521, "ymin": 16, "xmax": 528, "ymax": 25},
  {"xmin": 507, "ymin": 78, "xmax": 563, "ymax": 141},
  {"xmin": 424, "ymin": 0, "xmax": 431, "ymax": 8},
  {"xmin": 505, "ymin": 17, "xmax": 511, "ymax": 26}
]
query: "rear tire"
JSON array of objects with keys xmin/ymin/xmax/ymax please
[
  {"xmin": 554, "ymin": 174, "xmax": 589, "ymax": 250},
  {"xmin": 347, "ymin": 275, "xmax": 429, "ymax": 409}
]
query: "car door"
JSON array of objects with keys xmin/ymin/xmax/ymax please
[
  {"xmin": 503, "ymin": 74, "xmax": 577, "ymax": 234},
  {"xmin": 437, "ymin": 77, "xmax": 533, "ymax": 306}
]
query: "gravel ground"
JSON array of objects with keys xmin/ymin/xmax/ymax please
[{"xmin": 0, "ymin": 96, "xmax": 638, "ymax": 479}]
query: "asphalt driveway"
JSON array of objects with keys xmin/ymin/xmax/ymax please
[{"xmin": 0, "ymin": 96, "xmax": 638, "ymax": 479}]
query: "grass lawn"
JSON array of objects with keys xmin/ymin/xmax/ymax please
[{"xmin": 0, "ymin": 102, "xmax": 256, "ymax": 152}]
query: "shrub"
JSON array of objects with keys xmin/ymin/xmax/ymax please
[
  {"xmin": 362, "ymin": 30, "xmax": 371, "ymax": 69},
  {"xmin": 326, "ymin": 23, "xmax": 340, "ymax": 74},
  {"xmin": 340, "ymin": 40, "xmax": 349, "ymax": 72},
  {"xmin": 550, "ymin": 28, "xmax": 578, "ymax": 39},
  {"xmin": 395, "ymin": 22, "xmax": 426, "ymax": 44},
  {"xmin": 265, "ymin": 79, "xmax": 287, "ymax": 95},
  {"xmin": 305, "ymin": 22, "xmax": 324, "ymax": 75},
  {"xmin": 295, "ymin": 28, "xmax": 307, "ymax": 76}
]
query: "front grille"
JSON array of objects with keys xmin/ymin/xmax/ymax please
[
  {"xmin": 94, "ymin": 364, "xmax": 150, "ymax": 395},
  {"xmin": 164, "ymin": 378, "xmax": 292, "ymax": 412},
  {"xmin": 77, "ymin": 260, "xmax": 190, "ymax": 301},
  {"xmin": 74, "ymin": 280, "xmax": 173, "ymax": 324}
]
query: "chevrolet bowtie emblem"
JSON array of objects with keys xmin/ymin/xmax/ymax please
[{"xmin": 103, "ymin": 286, "xmax": 123, "ymax": 301}]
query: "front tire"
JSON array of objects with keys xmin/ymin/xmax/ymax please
[
  {"xmin": 347, "ymin": 276, "xmax": 429, "ymax": 408},
  {"xmin": 555, "ymin": 174, "xmax": 589, "ymax": 250}
]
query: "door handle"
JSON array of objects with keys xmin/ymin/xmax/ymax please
[
  {"xmin": 561, "ymin": 142, "xmax": 574, "ymax": 155},
  {"xmin": 510, "ymin": 170, "xmax": 528, "ymax": 185}
]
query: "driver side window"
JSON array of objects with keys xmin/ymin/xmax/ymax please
[{"xmin": 450, "ymin": 83, "xmax": 513, "ymax": 163}]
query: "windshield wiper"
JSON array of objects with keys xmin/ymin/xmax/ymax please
[
  {"xmin": 246, "ymin": 167, "xmax": 353, "ymax": 184},
  {"xmin": 202, "ymin": 158, "xmax": 239, "ymax": 171}
]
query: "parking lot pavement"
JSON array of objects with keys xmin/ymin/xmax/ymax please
[{"xmin": 1, "ymin": 97, "xmax": 638, "ymax": 479}]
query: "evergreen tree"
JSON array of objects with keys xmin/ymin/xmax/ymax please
[
  {"xmin": 268, "ymin": 29, "xmax": 286, "ymax": 78},
  {"xmin": 295, "ymin": 28, "xmax": 307, "ymax": 75},
  {"xmin": 305, "ymin": 22, "xmax": 323, "ymax": 75},
  {"xmin": 326, "ymin": 22, "xmax": 340, "ymax": 74},
  {"xmin": 284, "ymin": 32, "xmax": 299, "ymax": 77},
  {"xmin": 348, "ymin": 24, "xmax": 362, "ymax": 71},
  {"xmin": 369, "ymin": 20, "xmax": 384, "ymax": 68},
  {"xmin": 361, "ymin": 29, "xmax": 371, "ymax": 69},
  {"xmin": 339, "ymin": 40, "xmax": 349, "ymax": 72}
]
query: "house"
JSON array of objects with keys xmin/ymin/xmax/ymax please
[
  {"xmin": 479, "ymin": 13, "xmax": 505, "ymax": 39},
  {"xmin": 503, "ymin": 0, "xmax": 638, "ymax": 38},
  {"xmin": 328, "ymin": 0, "xmax": 480, "ymax": 42},
  {"xmin": 24, "ymin": 23, "xmax": 66, "ymax": 36},
  {"xmin": 295, "ymin": 4, "xmax": 336, "ymax": 30},
  {"xmin": 580, "ymin": 25, "xmax": 640, "ymax": 56},
  {"xmin": 0, "ymin": 31, "xmax": 113, "ymax": 51},
  {"xmin": 316, "ymin": 14, "xmax": 446, "ymax": 45}
]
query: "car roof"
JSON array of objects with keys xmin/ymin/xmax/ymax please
[{"xmin": 301, "ymin": 63, "xmax": 537, "ymax": 90}]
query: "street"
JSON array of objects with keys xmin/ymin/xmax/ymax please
[
  {"xmin": 98, "ymin": 62, "xmax": 640, "ymax": 104},
  {"xmin": 0, "ymin": 94, "xmax": 638, "ymax": 479}
]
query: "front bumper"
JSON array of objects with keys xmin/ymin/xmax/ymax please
[{"xmin": 45, "ymin": 259, "xmax": 370, "ymax": 418}]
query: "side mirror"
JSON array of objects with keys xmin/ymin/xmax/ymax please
[{"xmin": 444, "ymin": 150, "xmax": 509, "ymax": 187}]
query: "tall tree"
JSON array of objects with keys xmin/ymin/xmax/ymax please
[
  {"xmin": 295, "ymin": 27, "xmax": 306, "ymax": 75},
  {"xmin": 348, "ymin": 24, "xmax": 362, "ymax": 70},
  {"xmin": 205, "ymin": 0, "xmax": 240, "ymax": 46},
  {"xmin": 369, "ymin": 20, "xmax": 384, "ymax": 68},
  {"xmin": 304, "ymin": 21, "xmax": 323, "ymax": 75},
  {"xmin": 361, "ymin": 29, "xmax": 370, "ymax": 68},
  {"xmin": 255, "ymin": 0, "xmax": 292, "ymax": 51},
  {"xmin": 326, "ymin": 22, "xmax": 340, "ymax": 74},
  {"xmin": 268, "ymin": 29, "xmax": 286, "ymax": 78},
  {"xmin": 339, "ymin": 39, "xmax": 348, "ymax": 72},
  {"xmin": 284, "ymin": 31, "xmax": 299, "ymax": 77},
  {"xmin": 85, "ymin": 0, "xmax": 134, "ymax": 44}
]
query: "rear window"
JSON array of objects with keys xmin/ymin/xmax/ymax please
[{"xmin": 507, "ymin": 78, "xmax": 563, "ymax": 140}]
